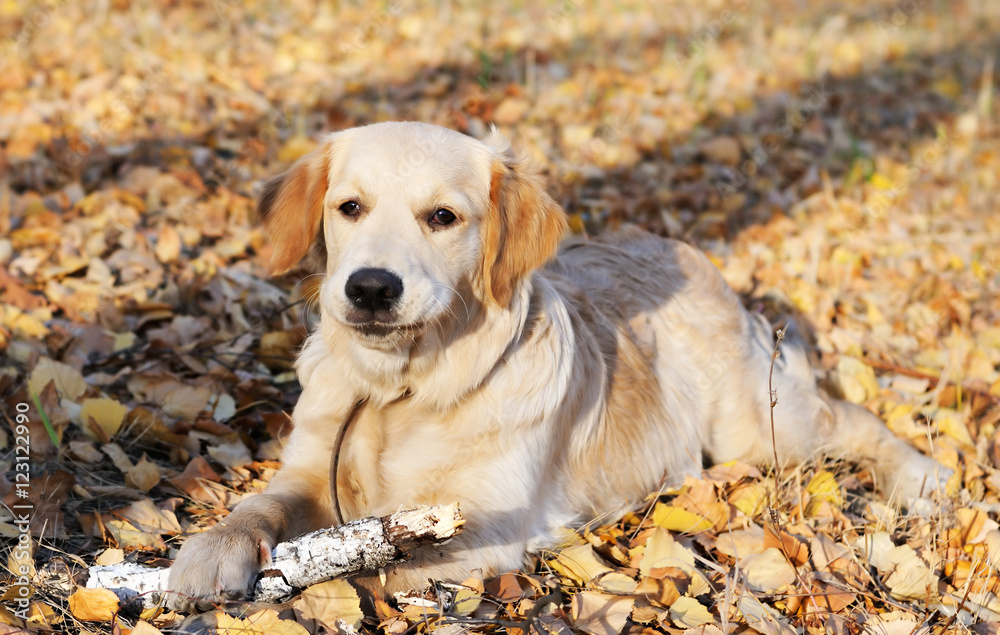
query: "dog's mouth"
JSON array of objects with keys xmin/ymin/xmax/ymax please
[{"xmin": 349, "ymin": 320, "xmax": 424, "ymax": 339}]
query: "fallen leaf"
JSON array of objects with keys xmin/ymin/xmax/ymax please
[
  {"xmin": 162, "ymin": 385, "xmax": 211, "ymax": 420},
  {"xmin": 79, "ymin": 397, "xmax": 128, "ymax": 438},
  {"xmin": 669, "ymin": 596, "xmax": 714, "ymax": 628},
  {"xmin": 125, "ymin": 456, "xmax": 161, "ymax": 492},
  {"xmin": 640, "ymin": 528, "xmax": 696, "ymax": 577},
  {"xmin": 805, "ymin": 470, "xmax": 843, "ymax": 516},
  {"xmin": 117, "ymin": 498, "xmax": 182, "ymax": 534},
  {"xmin": 154, "ymin": 224, "xmax": 181, "ymax": 263},
  {"xmin": 212, "ymin": 393, "xmax": 237, "ymax": 422},
  {"xmin": 716, "ymin": 526, "xmax": 765, "ymax": 559},
  {"xmin": 101, "ymin": 443, "xmax": 133, "ymax": 473},
  {"xmin": 854, "ymin": 532, "xmax": 938, "ymax": 601},
  {"xmin": 492, "ymin": 97, "xmax": 530, "ymax": 125},
  {"xmin": 129, "ymin": 621, "xmax": 165, "ymax": 635},
  {"xmin": 169, "ymin": 456, "xmax": 223, "ymax": 504},
  {"xmin": 741, "ymin": 548, "xmax": 796, "ymax": 593},
  {"xmin": 68, "ymin": 440, "xmax": 104, "ymax": 463},
  {"xmin": 453, "ymin": 586, "xmax": 482, "ymax": 616},
  {"xmin": 550, "ymin": 545, "xmax": 638, "ymax": 593},
  {"xmin": 738, "ymin": 594, "xmax": 796, "ymax": 635},
  {"xmin": 67, "ymin": 587, "xmax": 119, "ymax": 622},
  {"xmin": 206, "ymin": 438, "xmax": 254, "ymax": 469},
  {"xmin": 571, "ymin": 591, "xmax": 635, "ymax": 635},
  {"xmin": 831, "ymin": 356, "xmax": 879, "ymax": 404},
  {"xmin": 699, "ymin": 136, "xmax": 741, "ymax": 166},
  {"xmin": 860, "ymin": 611, "xmax": 930, "ymax": 635},
  {"xmin": 651, "ymin": 503, "xmax": 715, "ymax": 534},
  {"xmin": 729, "ymin": 482, "xmax": 768, "ymax": 517},
  {"xmin": 635, "ymin": 576, "xmax": 680, "ymax": 607},
  {"xmin": 27, "ymin": 357, "xmax": 85, "ymax": 401},
  {"xmin": 242, "ymin": 609, "xmax": 310, "ymax": 635},
  {"xmin": 278, "ymin": 135, "xmax": 318, "ymax": 163},
  {"xmin": 929, "ymin": 408, "xmax": 975, "ymax": 447},
  {"xmin": 94, "ymin": 548, "xmax": 124, "ymax": 566},
  {"xmin": 215, "ymin": 612, "xmax": 263, "ymax": 634},
  {"xmin": 293, "ymin": 579, "xmax": 363, "ymax": 629}
]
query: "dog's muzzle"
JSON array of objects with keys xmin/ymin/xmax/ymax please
[{"xmin": 344, "ymin": 268, "xmax": 404, "ymax": 327}]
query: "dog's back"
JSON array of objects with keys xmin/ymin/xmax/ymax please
[{"xmin": 542, "ymin": 228, "xmax": 941, "ymax": 510}]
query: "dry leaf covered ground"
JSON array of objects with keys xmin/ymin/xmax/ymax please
[{"xmin": 2, "ymin": 0, "xmax": 1000, "ymax": 633}]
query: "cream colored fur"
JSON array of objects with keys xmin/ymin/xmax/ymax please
[{"xmin": 168, "ymin": 122, "xmax": 946, "ymax": 609}]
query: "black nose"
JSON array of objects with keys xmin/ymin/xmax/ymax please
[{"xmin": 345, "ymin": 268, "xmax": 404, "ymax": 313}]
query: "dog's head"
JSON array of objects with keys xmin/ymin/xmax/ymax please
[{"xmin": 257, "ymin": 122, "xmax": 567, "ymax": 348}]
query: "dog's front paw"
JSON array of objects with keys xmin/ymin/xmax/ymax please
[{"xmin": 168, "ymin": 525, "xmax": 273, "ymax": 612}]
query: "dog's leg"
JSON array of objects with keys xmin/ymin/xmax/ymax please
[
  {"xmin": 822, "ymin": 398, "xmax": 951, "ymax": 503},
  {"xmin": 765, "ymin": 321, "xmax": 950, "ymax": 504},
  {"xmin": 714, "ymin": 315, "xmax": 950, "ymax": 506},
  {"xmin": 168, "ymin": 391, "xmax": 350, "ymax": 610}
]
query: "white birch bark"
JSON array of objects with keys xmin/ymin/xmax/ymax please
[{"xmin": 85, "ymin": 503, "xmax": 464, "ymax": 607}]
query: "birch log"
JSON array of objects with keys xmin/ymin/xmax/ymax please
[{"xmin": 86, "ymin": 503, "xmax": 464, "ymax": 607}]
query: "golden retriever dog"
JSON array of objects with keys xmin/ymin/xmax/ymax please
[{"xmin": 169, "ymin": 121, "xmax": 946, "ymax": 607}]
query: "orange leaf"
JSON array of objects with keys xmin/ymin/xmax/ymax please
[{"xmin": 68, "ymin": 587, "xmax": 119, "ymax": 622}]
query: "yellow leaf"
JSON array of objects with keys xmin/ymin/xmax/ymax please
[
  {"xmin": 79, "ymin": 398, "xmax": 128, "ymax": 438},
  {"xmin": 805, "ymin": 471, "xmax": 843, "ymax": 517},
  {"xmin": 929, "ymin": 408, "xmax": 974, "ymax": 447},
  {"xmin": 729, "ymin": 482, "xmax": 768, "ymax": 517},
  {"xmin": 7, "ymin": 531, "xmax": 34, "ymax": 579},
  {"xmin": 242, "ymin": 609, "xmax": 310, "ymax": 635},
  {"xmin": 453, "ymin": 587, "xmax": 482, "ymax": 616},
  {"xmin": 806, "ymin": 471, "xmax": 841, "ymax": 501},
  {"xmin": 933, "ymin": 77, "xmax": 962, "ymax": 99},
  {"xmin": 130, "ymin": 621, "xmax": 165, "ymax": 635},
  {"xmin": 293, "ymin": 579, "xmax": 363, "ymax": 630},
  {"xmin": 278, "ymin": 135, "xmax": 318, "ymax": 163},
  {"xmin": 550, "ymin": 545, "xmax": 609, "ymax": 585},
  {"xmin": 869, "ymin": 172, "xmax": 895, "ymax": 190},
  {"xmin": 68, "ymin": 588, "xmax": 119, "ymax": 622},
  {"xmin": 650, "ymin": 503, "xmax": 714, "ymax": 533},
  {"xmin": 639, "ymin": 528, "xmax": 695, "ymax": 577},
  {"xmin": 866, "ymin": 300, "xmax": 886, "ymax": 326},
  {"xmin": 832, "ymin": 356, "xmax": 879, "ymax": 403},
  {"xmin": 550, "ymin": 526, "xmax": 588, "ymax": 549},
  {"xmin": 216, "ymin": 612, "xmax": 263, "ymax": 634},
  {"xmin": 3, "ymin": 306, "xmax": 49, "ymax": 339},
  {"xmin": 668, "ymin": 596, "xmax": 714, "ymax": 628},
  {"xmin": 26, "ymin": 601, "xmax": 56, "ymax": 627},
  {"xmin": 113, "ymin": 331, "xmax": 136, "ymax": 352},
  {"xmin": 550, "ymin": 546, "xmax": 637, "ymax": 593}
]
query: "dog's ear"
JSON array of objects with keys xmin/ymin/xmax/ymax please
[
  {"xmin": 480, "ymin": 131, "xmax": 567, "ymax": 307},
  {"xmin": 256, "ymin": 141, "xmax": 332, "ymax": 275}
]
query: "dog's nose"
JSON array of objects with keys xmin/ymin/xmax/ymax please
[{"xmin": 345, "ymin": 268, "xmax": 403, "ymax": 313}]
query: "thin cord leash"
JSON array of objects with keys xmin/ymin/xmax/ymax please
[{"xmin": 331, "ymin": 398, "xmax": 368, "ymax": 525}]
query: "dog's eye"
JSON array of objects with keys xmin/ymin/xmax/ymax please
[
  {"xmin": 429, "ymin": 209, "xmax": 456, "ymax": 226},
  {"xmin": 339, "ymin": 201, "xmax": 361, "ymax": 216}
]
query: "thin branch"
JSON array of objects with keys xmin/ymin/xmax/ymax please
[{"xmin": 768, "ymin": 326, "xmax": 786, "ymax": 481}]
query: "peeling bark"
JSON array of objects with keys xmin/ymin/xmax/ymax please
[{"xmin": 86, "ymin": 503, "xmax": 464, "ymax": 607}]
